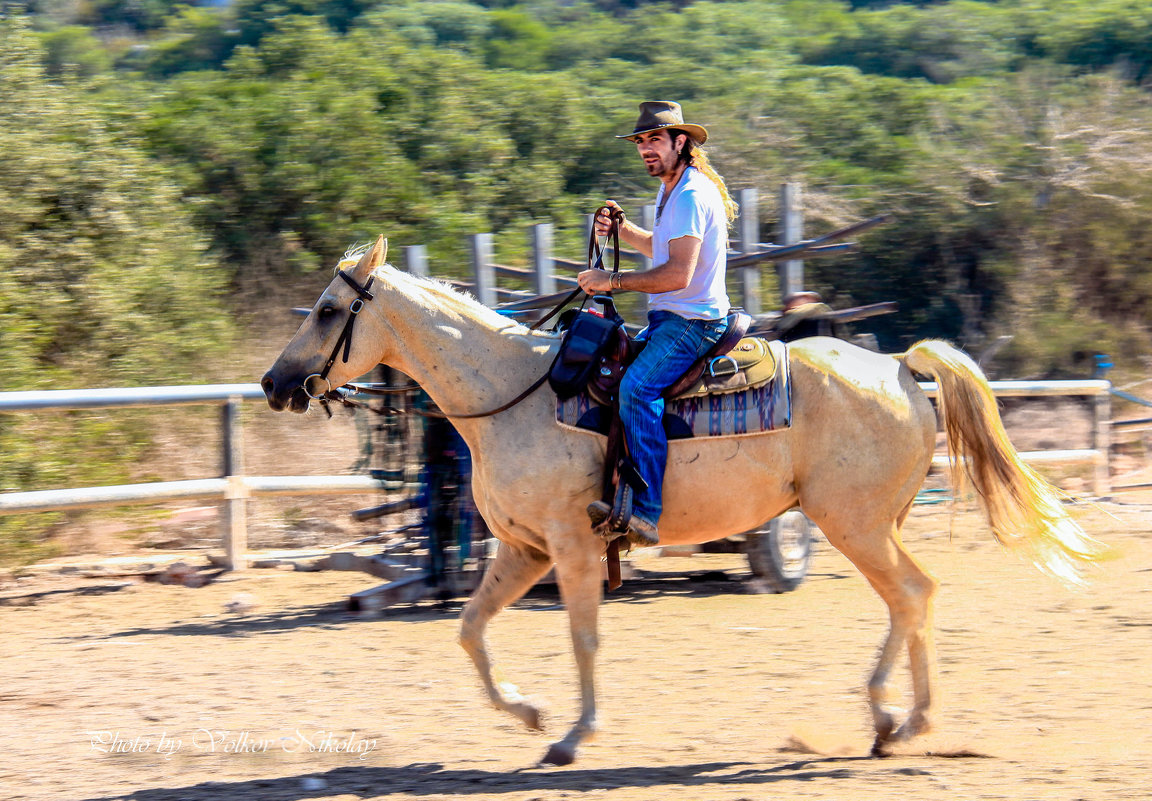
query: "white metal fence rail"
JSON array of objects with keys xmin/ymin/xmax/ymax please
[
  {"xmin": 0, "ymin": 378, "xmax": 1113, "ymax": 570},
  {"xmin": 919, "ymin": 379, "xmax": 1112, "ymax": 496},
  {"xmin": 0, "ymin": 384, "xmax": 397, "ymax": 570}
]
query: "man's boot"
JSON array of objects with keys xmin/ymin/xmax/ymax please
[{"xmin": 626, "ymin": 515, "xmax": 659, "ymax": 547}]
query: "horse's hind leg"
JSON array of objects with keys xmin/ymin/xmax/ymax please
[
  {"xmin": 826, "ymin": 516, "xmax": 938, "ymax": 754},
  {"xmin": 459, "ymin": 542, "xmax": 552, "ymax": 730}
]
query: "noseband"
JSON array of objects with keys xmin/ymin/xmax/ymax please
[{"xmin": 303, "ymin": 270, "xmax": 376, "ymax": 400}]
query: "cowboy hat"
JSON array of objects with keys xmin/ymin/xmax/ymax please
[{"xmin": 616, "ymin": 101, "xmax": 708, "ymax": 145}]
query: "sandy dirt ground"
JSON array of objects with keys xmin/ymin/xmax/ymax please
[{"xmin": 2, "ymin": 498, "xmax": 1150, "ymax": 801}]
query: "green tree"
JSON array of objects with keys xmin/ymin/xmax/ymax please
[
  {"xmin": 0, "ymin": 18, "xmax": 233, "ymax": 562},
  {"xmin": 1026, "ymin": 0, "xmax": 1152, "ymax": 82},
  {"xmin": 134, "ymin": 12, "xmax": 625, "ymax": 271},
  {"xmin": 484, "ymin": 8, "xmax": 551, "ymax": 70},
  {"xmin": 797, "ymin": 0, "xmax": 1022, "ymax": 82},
  {"xmin": 12, "ymin": 0, "xmax": 1152, "ymax": 378},
  {"xmin": 954, "ymin": 69, "xmax": 1152, "ymax": 374},
  {"xmin": 230, "ymin": 0, "xmax": 377, "ymax": 47},
  {"xmin": 37, "ymin": 25, "xmax": 112, "ymax": 77},
  {"xmin": 77, "ymin": 0, "xmax": 186, "ymax": 32},
  {"xmin": 124, "ymin": 6, "xmax": 238, "ymax": 77},
  {"xmin": 136, "ymin": 16, "xmax": 444, "ymax": 269}
]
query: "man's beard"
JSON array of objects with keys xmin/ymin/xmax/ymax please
[{"xmin": 647, "ymin": 157, "xmax": 674, "ymax": 178}]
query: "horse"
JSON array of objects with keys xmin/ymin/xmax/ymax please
[{"xmin": 261, "ymin": 236, "xmax": 1105, "ymax": 766}]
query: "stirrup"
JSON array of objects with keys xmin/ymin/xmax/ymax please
[
  {"xmin": 587, "ymin": 500, "xmax": 611, "ymax": 528},
  {"xmin": 608, "ymin": 481, "xmax": 632, "ymax": 533}
]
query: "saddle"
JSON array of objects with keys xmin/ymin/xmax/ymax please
[
  {"xmin": 548, "ymin": 303, "xmax": 774, "ymax": 559},
  {"xmin": 662, "ymin": 317, "xmax": 780, "ymax": 399},
  {"xmin": 552, "ymin": 306, "xmax": 769, "ymax": 410}
]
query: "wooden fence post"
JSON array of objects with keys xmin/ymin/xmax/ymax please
[
  {"xmin": 736, "ymin": 187, "xmax": 761, "ymax": 314},
  {"xmin": 532, "ymin": 223, "xmax": 556, "ymax": 296},
  {"xmin": 779, "ymin": 182, "xmax": 804, "ymax": 300},
  {"xmin": 1094, "ymin": 391, "xmax": 1112, "ymax": 495},
  {"xmin": 471, "ymin": 233, "xmax": 496, "ymax": 306},
  {"xmin": 220, "ymin": 396, "xmax": 247, "ymax": 570},
  {"xmin": 404, "ymin": 244, "xmax": 429, "ymax": 277}
]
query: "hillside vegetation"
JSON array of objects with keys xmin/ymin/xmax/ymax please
[
  {"xmin": 13, "ymin": 0, "xmax": 1152, "ymax": 367},
  {"xmin": 3, "ymin": 0, "xmax": 1152, "ymax": 559}
]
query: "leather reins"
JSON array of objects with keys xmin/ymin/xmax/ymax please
[
  {"xmin": 308, "ymin": 208, "xmax": 623, "ymax": 420},
  {"xmin": 341, "ymin": 373, "xmax": 552, "ymax": 420},
  {"xmin": 530, "ymin": 206, "xmax": 623, "ymax": 331}
]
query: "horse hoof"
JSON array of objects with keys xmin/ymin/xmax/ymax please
[
  {"xmin": 893, "ymin": 712, "xmax": 931, "ymax": 742},
  {"xmin": 871, "ymin": 707, "xmax": 897, "ymax": 743},
  {"xmin": 510, "ymin": 702, "xmax": 543, "ymax": 731},
  {"xmin": 540, "ymin": 742, "xmax": 575, "ymax": 767},
  {"xmin": 870, "ymin": 737, "xmax": 891, "ymax": 758}
]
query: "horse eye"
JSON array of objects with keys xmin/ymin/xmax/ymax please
[{"xmin": 317, "ymin": 304, "xmax": 337, "ymax": 319}]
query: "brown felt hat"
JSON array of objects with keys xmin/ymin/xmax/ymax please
[{"xmin": 616, "ymin": 101, "xmax": 709, "ymax": 145}]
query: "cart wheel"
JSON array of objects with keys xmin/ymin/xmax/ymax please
[{"xmin": 745, "ymin": 509, "xmax": 814, "ymax": 593}]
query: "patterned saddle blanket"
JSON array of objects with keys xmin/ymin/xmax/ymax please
[{"xmin": 556, "ymin": 338, "xmax": 791, "ymax": 439}]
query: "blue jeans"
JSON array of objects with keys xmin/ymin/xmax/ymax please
[{"xmin": 619, "ymin": 310, "xmax": 728, "ymax": 524}]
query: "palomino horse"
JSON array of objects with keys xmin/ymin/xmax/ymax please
[{"xmin": 262, "ymin": 237, "xmax": 1104, "ymax": 766}]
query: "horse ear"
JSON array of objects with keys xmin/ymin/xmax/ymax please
[{"xmin": 352, "ymin": 236, "xmax": 387, "ymax": 279}]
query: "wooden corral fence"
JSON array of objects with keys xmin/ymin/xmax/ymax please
[{"xmin": 412, "ymin": 185, "xmax": 858, "ymax": 317}]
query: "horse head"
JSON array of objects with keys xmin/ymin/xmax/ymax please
[{"xmin": 261, "ymin": 235, "xmax": 389, "ymax": 413}]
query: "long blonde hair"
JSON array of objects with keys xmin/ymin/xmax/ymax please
[{"xmin": 674, "ymin": 131, "xmax": 738, "ymax": 225}]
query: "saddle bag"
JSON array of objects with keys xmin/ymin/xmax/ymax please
[{"xmin": 548, "ymin": 309, "xmax": 627, "ymax": 401}]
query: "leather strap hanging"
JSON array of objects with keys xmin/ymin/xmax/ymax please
[{"xmin": 530, "ymin": 206, "xmax": 624, "ymax": 331}]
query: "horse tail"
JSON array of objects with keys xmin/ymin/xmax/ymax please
[{"xmin": 899, "ymin": 339, "xmax": 1108, "ymax": 586}]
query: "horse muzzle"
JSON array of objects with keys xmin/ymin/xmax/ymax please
[{"xmin": 260, "ymin": 369, "xmax": 312, "ymax": 414}]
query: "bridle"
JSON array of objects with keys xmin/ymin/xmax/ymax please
[
  {"xmin": 304, "ymin": 209, "xmax": 622, "ymax": 420},
  {"xmin": 302, "ymin": 270, "xmax": 377, "ymax": 401},
  {"xmin": 301, "ymin": 268, "xmax": 550, "ymax": 420}
]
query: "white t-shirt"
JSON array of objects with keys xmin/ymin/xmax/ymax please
[{"xmin": 649, "ymin": 166, "xmax": 730, "ymax": 320}]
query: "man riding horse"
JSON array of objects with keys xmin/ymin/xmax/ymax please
[
  {"xmin": 262, "ymin": 102, "xmax": 1105, "ymax": 766},
  {"xmin": 577, "ymin": 101, "xmax": 739, "ymax": 546}
]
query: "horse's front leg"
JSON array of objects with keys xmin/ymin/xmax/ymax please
[
  {"xmin": 460, "ymin": 542, "xmax": 553, "ymax": 730},
  {"xmin": 540, "ymin": 538, "xmax": 604, "ymax": 766}
]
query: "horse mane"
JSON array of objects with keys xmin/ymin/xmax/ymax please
[{"xmin": 334, "ymin": 243, "xmax": 551, "ymax": 340}]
